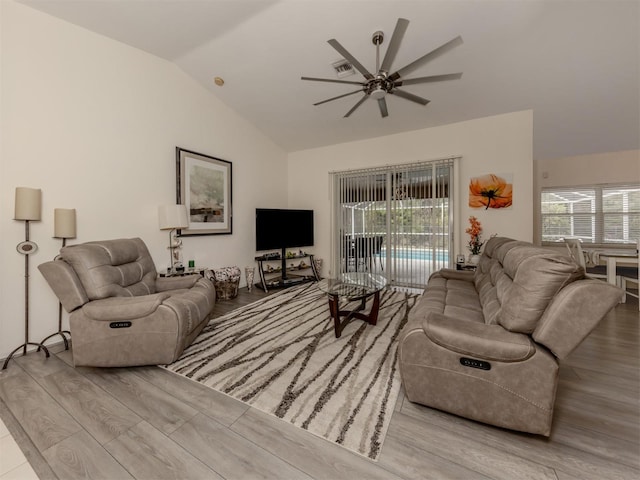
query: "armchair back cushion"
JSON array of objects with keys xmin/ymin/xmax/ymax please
[{"xmin": 60, "ymin": 237, "xmax": 158, "ymax": 300}]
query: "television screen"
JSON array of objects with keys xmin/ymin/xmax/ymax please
[{"xmin": 256, "ymin": 208, "xmax": 314, "ymax": 251}]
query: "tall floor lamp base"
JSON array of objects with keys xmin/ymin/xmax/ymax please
[
  {"xmin": 2, "ymin": 342, "xmax": 49, "ymax": 370},
  {"xmin": 3, "ymin": 219, "xmax": 52, "ymax": 370},
  {"xmin": 39, "ymin": 330, "xmax": 71, "ymax": 351},
  {"xmin": 38, "ymin": 238, "xmax": 72, "ymax": 353},
  {"xmin": 39, "ymin": 302, "xmax": 71, "ymax": 352}
]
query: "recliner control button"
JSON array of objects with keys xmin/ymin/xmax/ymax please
[
  {"xmin": 460, "ymin": 357, "xmax": 491, "ymax": 370},
  {"xmin": 110, "ymin": 321, "xmax": 132, "ymax": 328}
]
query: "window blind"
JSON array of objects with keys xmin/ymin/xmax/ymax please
[
  {"xmin": 541, "ymin": 183, "xmax": 640, "ymax": 246},
  {"xmin": 330, "ymin": 158, "xmax": 456, "ymax": 288}
]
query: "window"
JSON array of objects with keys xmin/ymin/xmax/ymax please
[
  {"xmin": 330, "ymin": 158, "xmax": 456, "ymax": 289},
  {"xmin": 541, "ymin": 184, "xmax": 640, "ymax": 246}
]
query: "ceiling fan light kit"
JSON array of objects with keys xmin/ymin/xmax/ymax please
[{"xmin": 302, "ymin": 18, "xmax": 463, "ymax": 118}]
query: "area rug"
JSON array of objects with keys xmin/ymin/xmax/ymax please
[{"xmin": 164, "ymin": 282, "xmax": 419, "ymax": 460}]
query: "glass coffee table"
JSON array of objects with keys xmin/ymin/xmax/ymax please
[{"xmin": 318, "ymin": 273, "xmax": 388, "ymax": 338}]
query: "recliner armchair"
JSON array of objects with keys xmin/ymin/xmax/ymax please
[{"xmin": 38, "ymin": 237, "xmax": 215, "ymax": 367}]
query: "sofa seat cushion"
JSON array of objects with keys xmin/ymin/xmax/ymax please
[{"xmin": 410, "ymin": 270, "xmax": 484, "ymax": 326}]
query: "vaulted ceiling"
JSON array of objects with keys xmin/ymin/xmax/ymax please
[{"xmin": 18, "ymin": 0, "xmax": 640, "ymax": 160}]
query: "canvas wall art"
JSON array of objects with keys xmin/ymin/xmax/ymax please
[{"xmin": 469, "ymin": 173, "xmax": 513, "ymax": 209}]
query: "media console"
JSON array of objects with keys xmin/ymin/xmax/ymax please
[{"xmin": 255, "ymin": 252, "xmax": 320, "ymax": 293}]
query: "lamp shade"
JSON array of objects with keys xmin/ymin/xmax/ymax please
[
  {"xmin": 158, "ymin": 204, "xmax": 189, "ymax": 230},
  {"xmin": 14, "ymin": 187, "xmax": 42, "ymax": 221},
  {"xmin": 54, "ymin": 208, "xmax": 77, "ymax": 238}
]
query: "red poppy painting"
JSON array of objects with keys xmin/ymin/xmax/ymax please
[{"xmin": 469, "ymin": 173, "xmax": 513, "ymax": 209}]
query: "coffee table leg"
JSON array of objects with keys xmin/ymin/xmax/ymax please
[
  {"xmin": 368, "ymin": 291, "xmax": 380, "ymax": 326},
  {"xmin": 328, "ymin": 294, "xmax": 341, "ymax": 337}
]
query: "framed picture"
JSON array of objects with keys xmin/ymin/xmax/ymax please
[{"xmin": 176, "ymin": 147, "xmax": 232, "ymax": 236}]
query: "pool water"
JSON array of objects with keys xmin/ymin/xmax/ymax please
[{"xmin": 380, "ymin": 249, "xmax": 449, "ymax": 262}]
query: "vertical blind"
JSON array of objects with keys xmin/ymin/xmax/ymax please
[
  {"xmin": 541, "ymin": 183, "xmax": 640, "ymax": 246},
  {"xmin": 330, "ymin": 158, "xmax": 456, "ymax": 288}
]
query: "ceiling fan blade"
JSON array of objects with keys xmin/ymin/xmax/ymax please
[
  {"xmin": 313, "ymin": 89, "xmax": 364, "ymax": 106},
  {"xmin": 395, "ymin": 72, "xmax": 463, "ymax": 86},
  {"xmin": 344, "ymin": 95, "xmax": 369, "ymax": 117},
  {"xmin": 378, "ymin": 97, "xmax": 389, "ymax": 118},
  {"xmin": 380, "ymin": 18, "xmax": 409, "ymax": 73},
  {"xmin": 389, "ymin": 36, "xmax": 463, "ymax": 81},
  {"xmin": 391, "ymin": 88, "xmax": 430, "ymax": 106},
  {"xmin": 301, "ymin": 76, "xmax": 365, "ymax": 86},
  {"xmin": 328, "ymin": 39, "xmax": 374, "ymax": 80}
]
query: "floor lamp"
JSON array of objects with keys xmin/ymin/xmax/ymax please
[
  {"xmin": 3, "ymin": 187, "xmax": 50, "ymax": 369},
  {"xmin": 39, "ymin": 208, "xmax": 76, "ymax": 351},
  {"xmin": 158, "ymin": 204, "xmax": 189, "ymax": 273}
]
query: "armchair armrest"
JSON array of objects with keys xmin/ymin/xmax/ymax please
[
  {"xmin": 38, "ymin": 259, "xmax": 89, "ymax": 312},
  {"xmin": 156, "ymin": 274, "xmax": 200, "ymax": 292},
  {"xmin": 82, "ymin": 293, "xmax": 171, "ymax": 321},
  {"xmin": 423, "ymin": 312, "xmax": 535, "ymax": 362}
]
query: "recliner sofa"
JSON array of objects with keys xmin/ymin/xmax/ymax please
[
  {"xmin": 398, "ymin": 236, "xmax": 622, "ymax": 436},
  {"xmin": 38, "ymin": 237, "xmax": 215, "ymax": 367}
]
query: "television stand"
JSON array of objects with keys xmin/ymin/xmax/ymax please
[{"xmin": 255, "ymin": 252, "xmax": 320, "ymax": 293}]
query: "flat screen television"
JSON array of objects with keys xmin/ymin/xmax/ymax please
[{"xmin": 255, "ymin": 208, "xmax": 314, "ymax": 252}]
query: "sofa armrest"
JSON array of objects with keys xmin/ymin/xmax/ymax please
[
  {"xmin": 423, "ymin": 312, "xmax": 535, "ymax": 362},
  {"xmin": 434, "ymin": 269, "xmax": 475, "ymax": 282},
  {"xmin": 82, "ymin": 293, "xmax": 171, "ymax": 321},
  {"xmin": 155, "ymin": 274, "xmax": 200, "ymax": 292}
]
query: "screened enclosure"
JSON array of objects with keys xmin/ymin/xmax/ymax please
[{"xmin": 330, "ymin": 158, "xmax": 456, "ymax": 289}]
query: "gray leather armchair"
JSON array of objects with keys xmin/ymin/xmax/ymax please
[{"xmin": 38, "ymin": 238, "xmax": 215, "ymax": 367}]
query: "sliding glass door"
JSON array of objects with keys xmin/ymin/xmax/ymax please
[{"xmin": 330, "ymin": 159, "xmax": 455, "ymax": 289}]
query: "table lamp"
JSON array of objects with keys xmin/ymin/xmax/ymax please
[{"xmin": 158, "ymin": 204, "xmax": 189, "ymax": 273}]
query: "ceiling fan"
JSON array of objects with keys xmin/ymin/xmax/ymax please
[{"xmin": 301, "ymin": 18, "xmax": 463, "ymax": 118}]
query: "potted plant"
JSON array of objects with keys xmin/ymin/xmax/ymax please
[{"xmin": 466, "ymin": 216, "xmax": 484, "ymax": 264}]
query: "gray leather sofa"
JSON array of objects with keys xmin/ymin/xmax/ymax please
[
  {"xmin": 38, "ymin": 238, "xmax": 215, "ymax": 367},
  {"xmin": 398, "ymin": 236, "xmax": 622, "ymax": 436}
]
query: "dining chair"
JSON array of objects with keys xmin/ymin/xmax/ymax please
[
  {"xmin": 562, "ymin": 238, "xmax": 612, "ymax": 283},
  {"xmin": 620, "ymin": 239, "xmax": 639, "ymax": 310}
]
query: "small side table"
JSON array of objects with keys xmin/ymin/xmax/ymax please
[{"xmin": 456, "ymin": 263, "xmax": 477, "ymax": 271}]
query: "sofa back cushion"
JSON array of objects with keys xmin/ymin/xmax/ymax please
[
  {"xmin": 60, "ymin": 238, "xmax": 157, "ymax": 300},
  {"xmin": 473, "ymin": 237, "xmax": 584, "ymax": 333},
  {"xmin": 497, "ymin": 246, "xmax": 583, "ymax": 333},
  {"xmin": 474, "ymin": 237, "xmax": 522, "ymax": 325}
]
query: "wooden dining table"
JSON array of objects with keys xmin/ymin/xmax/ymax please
[{"xmin": 588, "ymin": 249, "xmax": 639, "ymax": 285}]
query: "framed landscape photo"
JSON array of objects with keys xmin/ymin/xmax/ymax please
[{"xmin": 176, "ymin": 147, "xmax": 232, "ymax": 235}]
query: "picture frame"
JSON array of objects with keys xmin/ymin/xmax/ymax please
[{"xmin": 176, "ymin": 147, "xmax": 232, "ymax": 236}]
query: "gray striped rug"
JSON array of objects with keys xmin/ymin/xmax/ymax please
[{"xmin": 165, "ymin": 282, "xmax": 418, "ymax": 460}]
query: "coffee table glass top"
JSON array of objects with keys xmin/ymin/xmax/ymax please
[{"xmin": 318, "ymin": 273, "xmax": 387, "ymax": 299}]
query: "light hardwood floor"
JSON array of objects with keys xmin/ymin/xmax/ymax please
[{"xmin": 0, "ymin": 288, "xmax": 638, "ymax": 480}]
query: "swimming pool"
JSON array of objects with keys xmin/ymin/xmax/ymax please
[{"xmin": 380, "ymin": 249, "xmax": 449, "ymax": 262}]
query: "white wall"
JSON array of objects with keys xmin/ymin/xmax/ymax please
[
  {"xmin": 533, "ymin": 149, "xmax": 640, "ymax": 243},
  {"xmin": 0, "ymin": 1, "xmax": 288, "ymax": 359},
  {"xmin": 287, "ymin": 110, "xmax": 533, "ymax": 274}
]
